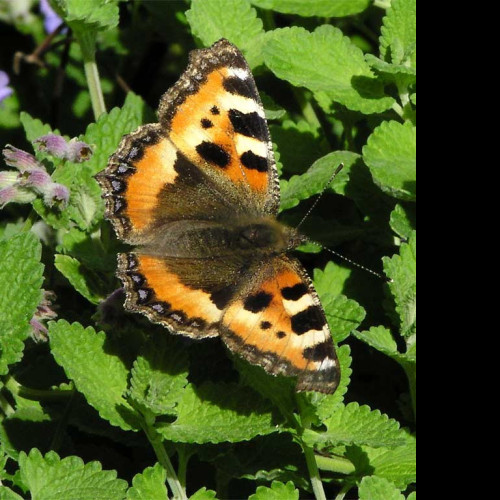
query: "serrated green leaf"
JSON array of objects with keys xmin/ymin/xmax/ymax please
[
  {"xmin": 186, "ymin": 0, "xmax": 265, "ymax": 68},
  {"xmin": 390, "ymin": 204, "xmax": 416, "ymax": 240},
  {"xmin": 49, "ymin": 320, "xmax": 140, "ymax": 431},
  {"xmin": 410, "ymin": 93, "xmax": 416, "ymax": 105},
  {"xmin": 126, "ymin": 464, "xmax": 167, "ymax": 500},
  {"xmin": 129, "ymin": 333, "xmax": 189, "ymax": 416},
  {"xmin": 270, "ymin": 120, "xmax": 326, "ymax": 175},
  {"xmin": 264, "ymin": 26, "xmax": 394, "ymax": 114},
  {"xmin": 366, "ymin": 54, "xmax": 416, "ymax": 79},
  {"xmin": 20, "ymin": 112, "xmax": 54, "ymax": 143},
  {"xmin": 305, "ymin": 402, "xmax": 408, "ymax": 448},
  {"xmin": 280, "ymin": 151, "xmax": 359, "ymax": 211},
  {"xmin": 347, "ymin": 436, "xmax": 416, "ymax": 490},
  {"xmin": 314, "ymin": 262, "xmax": 351, "ymax": 298},
  {"xmin": 190, "ymin": 488, "xmax": 218, "ymax": 500},
  {"xmin": 0, "ymin": 232, "xmax": 43, "ymax": 375},
  {"xmin": 321, "ymin": 294, "xmax": 366, "ymax": 343},
  {"xmin": 156, "ymin": 382, "xmax": 277, "ymax": 444},
  {"xmin": 359, "ymin": 476, "xmax": 405, "ymax": 500},
  {"xmin": 53, "ymin": 0, "xmax": 119, "ymax": 33},
  {"xmin": 54, "ymin": 254, "xmax": 103, "ymax": 304},
  {"xmin": 261, "ymin": 92, "xmax": 286, "ymax": 121},
  {"xmin": 407, "ymin": 493, "xmax": 416, "ymax": 500},
  {"xmin": 18, "ymin": 449, "xmax": 128, "ymax": 500},
  {"xmin": 353, "ymin": 326, "xmax": 398, "ymax": 358},
  {"xmin": 249, "ymin": 481, "xmax": 299, "ymax": 500},
  {"xmin": 383, "ymin": 232, "xmax": 416, "ymax": 338},
  {"xmin": 380, "ymin": 0, "xmax": 416, "ymax": 68},
  {"xmin": 251, "ymin": 0, "xmax": 370, "ymax": 17},
  {"xmin": 363, "ymin": 121, "xmax": 416, "ymax": 201}
]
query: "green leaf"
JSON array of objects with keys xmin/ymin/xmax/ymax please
[
  {"xmin": 54, "ymin": 254, "xmax": 103, "ymax": 304},
  {"xmin": 18, "ymin": 449, "xmax": 128, "ymax": 500},
  {"xmin": 249, "ymin": 481, "xmax": 299, "ymax": 500},
  {"xmin": 347, "ymin": 437, "xmax": 417, "ymax": 490},
  {"xmin": 251, "ymin": 0, "xmax": 370, "ymax": 17},
  {"xmin": 383, "ymin": 232, "xmax": 416, "ymax": 338},
  {"xmin": 186, "ymin": 0, "xmax": 265, "ymax": 68},
  {"xmin": 363, "ymin": 121, "xmax": 416, "ymax": 201},
  {"xmin": 380, "ymin": 0, "xmax": 416, "ymax": 68},
  {"xmin": 321, "ymin": 294, "xmax": 366, "ymax": 343},
  {"xmin": 359, "ymin": 476, "xmax": 405, "ymax": 500},
  {"xmin": 49, "ymin": 320, "xmax": 140, "ymax": 431},
  {"xmin": 280, "ymin": 151, "xmax": 359, "ymax": 211},
  {"xmin": 264, "ymin": 26, "xmax": 394, "ymax": 114},
  {"xmin": 126, "ymin": 464, "xmax": 167, "ymax": 500},
  {"xmin": 0, "ymin": 232, "xmax": 43, "ymax": 375},
  {"xmin": 190, "ymin": 488, "xmax": 218, "ymax": 500},
  {"xmin": 305, "ymin": 402, "xmax": 409, "ymax": 448},
  {"xmin": 0, "ymin": 487, "xmax": 24, "ymax": 500},
  {"xmin": 20, "ymin": 112, "xmax": 54, "ymax": 143},
  {"xmin": 129, "ymin": 333, "xmax": 189, "ymax": 417},
  {"xmin": 366, "ymin": 54, "xmax": 416, "ymax": 79},
  {"xmin": 314, "ymin": 262, "xmax": 351, "ymax": 298},
  {"xmin": 53, "ymin": 0, "xmax": 119, "ymax": 33},
  {"xmin": 156, "ymin": 382, "xmax": 277, "ymax": 444},
  {"xmin": 353, "ymin": 326, "xmax": 398, "ymax": 358},
  {"xmin": 390, "ymin": 204, "xmax": 416, "ymax": 240}
]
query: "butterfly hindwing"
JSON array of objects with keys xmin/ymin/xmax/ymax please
[{"xmin": 221, "ymin": 256, "xmax": 340, "ymax": 393}]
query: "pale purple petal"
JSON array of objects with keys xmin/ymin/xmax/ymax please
[
  {"xmin": 2, "ymin": 145, "xmax": 40, "ymax": 172},
  {"xmin": 23, "ymin": 168, "xmax": 52, "ymax": 188},
  {"xmin": 0, "ymin": 86, "xmax": 13, "ymax": 102},
  {"xmin": 66, "ymin": 139, "xmax": 93, "ymax": 162},
  {"xmin": 34, "ymin": 134, "xmax": 68, "ymax": 157},
  {"xmin": 0, "ymin": 70, "xmax": 8, "ymax": 88},
  {"xmin": 40, "ymin": 0, "xmax": 63, "ymax": 34}
]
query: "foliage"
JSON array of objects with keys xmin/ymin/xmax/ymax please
[{"xmin": 1, "ymin": 0, "xmax": 416, "ymax": 499}]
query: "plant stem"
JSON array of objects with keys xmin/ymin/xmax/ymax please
[
  {"xmin": 142, "ymin": 422, "xmax": 187, "ymax": 500},
  {"xmin": 315, "ymin": 455, "xmax": 356, "ymax": 475},
  {"xmin": 335, "ymin": 483, "xmax": 353, "ymax": 500},
  {"xmin": 303, "ymin": 442, "xmax": 327, "ymax": 500},
  {"xmin": 74, "ymin": 29, "xmax": 106, "ymax": 120},
  {"xmin": 294, "ymin": 88, "xmax": 322, "ymax": 131},
  {"xmin": 4, "ymin": 376, "xmax": 73, "ymax": 401}
]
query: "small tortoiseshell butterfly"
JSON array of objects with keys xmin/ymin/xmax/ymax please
[{"xmin": 97, "ymin": 39, "xmax": 340, "ymax": 393}]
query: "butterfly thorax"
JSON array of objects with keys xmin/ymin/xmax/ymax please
[{"xmin": 142, "ymin": 217, "xmax": 305, "ymax": 260}]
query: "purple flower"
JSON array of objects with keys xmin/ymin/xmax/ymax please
[
  {"xmin": 1, "ymin": 144, "xmax": 70, "ymax": 209},
  {"xmin": 0, "ymin": 71, "xmax": 14, "ymax": 104},
  {"xmin": 34, "ymin": 134, "xmax": 93, "ymax": 163},
  {"xmin": 34, "ymin": 134, "xmax": 67, "ymax": 157},
  {"xmin": 67, "ymin": 139, "xmax": 93, "ymax": 163},
  {"xmin": 3, "ymin": 145, "xmax": 40, "ymax": 172},
  {"xmin": 30, "ymin": 290, "xmax": 58, "ymax": 342},
  {"xmin": 39, "ymin": 0, "xmax": 63, "ymax": 34}
]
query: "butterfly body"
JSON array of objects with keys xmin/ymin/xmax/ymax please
[{"xmin": 97, "ymin": 39, "xmax": 340, "ymax": 393}]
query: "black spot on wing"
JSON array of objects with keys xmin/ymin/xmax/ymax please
[
  {"xmin": 260, "ymin": 321, "xmax": 272, "ymax": 330},
  {"xmin": 211, "ymin": 106, "xmax": 220, "ymax": 115},
  {"xmin": 196, "ymin": 141, "xmax": 230, "ymax": 168},
  {"xmin": 291, "ymin": 306, "xmax": 326, "ymax": 335},
  {"xmin": 276, "ymin": 331, "xmax": 287, "ymax": 339},
  {"xmin": 201, "ymin": 118, "xmax": 214, "ymax": 129},
  {"xmin": 244, "ymin": 291, "xmax": 273, "ymax": 313},
  {"xmin": 241, "ymin": 151, "xmax": 268, "ymax": 172},
  {"xmin": 223, "ymin": 76, "xmax": 258, "ymax": 100},
  {"xmin": 228, "ymin": 109, "xmax": 267, "ymax": 142},
  {"xmin": 281, "ymin": 283, "xmax": 309, "ymax": 301},
  {"xmin": 211, "ymin": 284, "xmax": 238, "ymax": 310},
  {"xmin": 303, "ymin": 341, "xmax": 335, "ymax": 362}
]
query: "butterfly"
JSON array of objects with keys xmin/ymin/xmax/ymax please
[{"xmin": 96, "ymin": 39, "xmax": 340, "ymax": 393}]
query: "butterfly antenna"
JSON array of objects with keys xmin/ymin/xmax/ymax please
[
  {"xmin": 295, "ymin": 163, "xmax": 344, "ymax": 231},
  {"xmin": 307, "ymin": 239, "xmax": 392, "ymax": 282}
]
